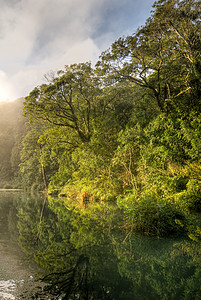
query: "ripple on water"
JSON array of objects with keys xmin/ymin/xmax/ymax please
[{"xmin": 0, "ymin": 280, "xmax": 16, "ymax": 299}]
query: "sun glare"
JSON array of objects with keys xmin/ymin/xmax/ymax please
[{"xmin": 0, "ymin": 86, "xmax": 10, "ymax": 102}]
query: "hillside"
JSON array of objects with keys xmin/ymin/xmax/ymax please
[{"xmin": 0, "ymin": 98, "xmax": 25, "ymax": 187}]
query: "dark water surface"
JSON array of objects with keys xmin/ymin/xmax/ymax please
[{"xmin": 0, "ymin": 191, "xmax": 201, "ymax": 299}]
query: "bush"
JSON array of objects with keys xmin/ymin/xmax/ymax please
[
  {"xmin": 174, "ymin": 179, "xmax": 201, "ymax": 212},
  {"xmin": 118, "ymin": 191, "xmax": 185, "ymax": 237},
  {"xmin": 132, "ymin": 200, "xmax": 184, "ymax": 236}
]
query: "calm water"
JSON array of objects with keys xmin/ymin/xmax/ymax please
[{"xmin": 0, "ymin": 191, "xmax": 201, "ymax": 299}]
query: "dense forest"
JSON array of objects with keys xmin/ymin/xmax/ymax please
[{"xmin": 1, "ymin": 0, "xmax": 201, "ymax": 238}]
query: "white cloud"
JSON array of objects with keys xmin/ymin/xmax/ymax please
[
  {"xmin": 7, "ymin": 37, "xmax": 100, "ymax": 99},
  {"xmin": 0, "ymin": 0, "xmax": 154, "ymax": 101}
]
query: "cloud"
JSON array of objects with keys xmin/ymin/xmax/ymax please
[
  {"xmin": 7, "ymin": 37, "xmax": 100, "ymax": 99},
  {"xmin": 0, "ymin": 0, "xmax": 154, "ymax": 100}
]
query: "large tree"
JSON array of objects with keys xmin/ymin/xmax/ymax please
[
  {"xmin": 24, "ymin": 62, "xmax": 102, "ymax": 143},
  {"xmin": 97, "ymin": 0, "xmax": 201, "ymax": 113}
]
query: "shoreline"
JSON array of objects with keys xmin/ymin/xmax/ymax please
[{"xmin": 0, "ymin": 189, "xmax": 23, "ymax": 191}]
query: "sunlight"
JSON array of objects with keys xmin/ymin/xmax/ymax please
[
  {"xmin": 0, "ymin": 85, "xmax": 9, "ymax": 102},
  {"xmin": 0, "ymin": 71, "xmax": 12, "ymax": 102}
]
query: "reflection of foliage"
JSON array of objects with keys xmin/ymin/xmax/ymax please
[
  {"xmin": 15, "ymin": 195, "xmax": 201, "ymax": 299},
  {"xmin": 116, "ymin": 234, "xmax": 201, "ymax": 300},
  {"xmin": 118, "ymin": 191, "xmax": 185, "ymax": 237},
  {"xmin": 41, "ymin": 255, "xmax": 90, "ymax": 299},
  {"xmin": 17, "ymin": 194, "xmax": 45, "ymax": 255}
]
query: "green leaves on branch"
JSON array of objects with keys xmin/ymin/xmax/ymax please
[
  {"xmin": 20, "ymin": 0, "xmax": 201, "ymax": 238},
  {"xmin": 24, "ymin": 63, "xmax": 102, "ymax": 143},
  {"xmin": 97, "ymin": 0, "xmax": 201, "ymax": 113}
]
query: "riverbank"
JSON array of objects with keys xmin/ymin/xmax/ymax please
[{"xmin": 0, "ymin": 189, "xmax": 23, "ymax": 191}]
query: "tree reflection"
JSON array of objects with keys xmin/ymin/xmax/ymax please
[{"xmin": 15, "ymin": 195, "xmax": 201, "ymax": 299}]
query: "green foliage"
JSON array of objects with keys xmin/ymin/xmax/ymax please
[
  {"xmin": 97, "ymin": 0, "xmax": 201, "ymax": 113},
  {"xmin": 14, "ymin": 0, "xmax": 201, "ymax": 237},
  {"xmin": 118, "ymin": 189, "xmax": 185, "ymax": 237},
  {"xmin": 19, "ymin": 123, "xmax": 44, "ymax": 187},
  {"xmin": 174, "ymin": 179, "xmax": 201, "ymax": 212},
  {"xmin": 24, "ymin": 62, "xmax": 102, "ymax": 143}
]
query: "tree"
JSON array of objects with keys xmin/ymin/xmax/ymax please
[
  {"xmin": 19, "ymin": 123, "xmax": 45, "ymax": 188},
  {"xmin": 23, "ymin": 62, "xmax": 137, "ymax": 194},
  {"xmin": 24, "ymin": 62, "xmax": 102, "ymax": 143},
  {"xmin": 97, "ymin": 0, "xmax": 201, "ymax": 114}
]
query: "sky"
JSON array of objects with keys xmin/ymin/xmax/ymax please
[{"xmin": 0, "ymin": 0, "xmax": 154, "ymax": 102}]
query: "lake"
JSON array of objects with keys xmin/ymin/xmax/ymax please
[{"xmin": 0, "ymin": 191, "xmax": 201, "ymax": 299}]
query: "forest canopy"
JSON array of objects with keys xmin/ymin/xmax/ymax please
[{"xmin": 3, "ymin": 0, "xmax": 201, "ymax": 238}]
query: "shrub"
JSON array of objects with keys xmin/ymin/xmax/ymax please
[
  {"xmin": 132, "ymin": 200, "xmax": 184, "ymax": 237},
  {"xmin": 174, "ymin": 179, "xmax": 201, "ymax": 212},
  {"xmin": 118, "ymin": 191, "xmax": 185, "ymax": 237}
]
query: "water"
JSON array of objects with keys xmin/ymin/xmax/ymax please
[
  {"xmin": 0, "ymin": 191, "xmax": 201, "ymax": 299},
  {"xmin": 0, "ymin": 192, "xmax": 39, "ymax": 299}
]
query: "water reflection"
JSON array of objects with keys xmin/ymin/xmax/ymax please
[
  {"xmin": 15, "ymin": 195, "xmax": 201, "ymax": 299},
  {"xmin": 1, "ymin": 192, "xmax": 201, "ymax": 299},
  {"xmin": 0, "ymin": 280, "xmax": 15, "ymax": 300},
  {"xmin": 0, "ymin": 192, "xmax": 41, "ymax": 299}
]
